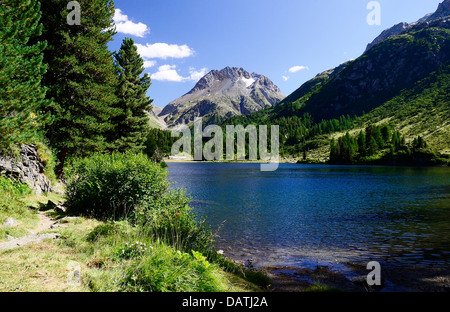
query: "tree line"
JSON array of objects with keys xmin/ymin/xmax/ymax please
[{"xmin": 329, "ymin": 123, "xmax": 431, "ymax": 164}]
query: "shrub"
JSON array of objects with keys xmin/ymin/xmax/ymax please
[
  {"xmin": 66, "ymin": 152, "xmax": 217, "ymax": 261},
  {"xmin": 119, "ymin": 243, "xmax": 221, "ymax": 292},
  {"xmin": 65, "ymin": 153, "xmax": 169, "ymax": 220},
  {"xmin": 86, "ymin": 223, "xmax": 121, "ymax": 242},
  {"xmin": 116, "ymin": 241, "xmax": 153, "ymax": 260},
  {"xmin": 0, "ymin": 176, "xmax": 33, "ymax": 200},
  {"xmin": 137, "ymin": 189, "xmax": 216, "ymax": 257},
  {"xmin": 35, "ymin": 141, "xmax": 58, "ymax": 183}
]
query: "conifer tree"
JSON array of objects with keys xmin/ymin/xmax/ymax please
[
  {"xmin": 38, "ymin": 0, "xmax": 119, "ymax": 174},
  {"xmin": 357, "ymin": 130, "xmax": 366, "ymax": 156},
  {"xmin": 0, "ymin": 0, "xmax": 51, "ymax": 154},
  {"xmin": 381, "ymin": 124, "xmax": 392, "ymax": 144},
  {"xmin": 110, "ymin": 37, "xmax": 152, "ymax": 152},
  {"xmin": 330, "ymin": 138, "xmax": 338, "ymax": 163}
]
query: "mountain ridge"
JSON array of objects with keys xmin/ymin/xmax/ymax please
[
  {"xmin": 365, "ymin": 0, "xmax": 450, "ymax": 52},
  {"xmin": 269, "ymin": 1, "xmax": 450, "ymax": 123},
  {"xmin": 159, "ymin": 66, "xmax": 285, "ymax": 129},
  {"xmin": 222, "ymin": 0, "xmax": 450, "ymax": 160}
]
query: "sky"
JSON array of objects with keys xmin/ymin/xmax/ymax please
[{"xmin": 108, "ymin": 0, "xmax": 444, "ymax": 108}]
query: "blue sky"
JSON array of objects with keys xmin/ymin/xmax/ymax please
[{"xmin": 108, "ymin": 0, "xmax": 443, "ymax": 108}]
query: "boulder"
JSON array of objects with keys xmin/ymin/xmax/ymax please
[
  {"xmin": 40, "ymin": 200, "xmax": 66, "ymax": 213},
  {"xmin": 0, "ymin": 144, "xmax": 52, "ymax": 195},
  {"xmin": 3, "ymin": 217, "xmax": 19, "ymax": 228},
  {"xmin": 350, "ymin": 275, "xmax": 385, "ymax": 290}
]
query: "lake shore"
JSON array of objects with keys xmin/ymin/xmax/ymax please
[
  {"xmin": 164, "ymin": 158, "xmax": 299, "ymax": 164},
  {"xmin": 263, "ymin": 263, "xmax": 450, "ymax": 292}
]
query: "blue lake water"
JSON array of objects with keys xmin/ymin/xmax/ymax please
[{"xmin": 167, "ymin": 163, "xmax": 450, "ymax": 269}]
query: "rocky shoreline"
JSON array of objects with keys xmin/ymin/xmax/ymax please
[{"xmin": 263, "ymin": 263, "xmax": 450, "ymax": 292}]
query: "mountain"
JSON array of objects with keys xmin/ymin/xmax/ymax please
[
  {"xmin": 365, "ymin": 0, "xmax": 450, "ymax": 52},
  {"xmin": 265, "ymin": 1, "xmax": 450, "ymax": 123},
  {"xmin": 159, "ymin": 67, "xmax": 285, "ymax": 128},
  {"xmin": 294, "ymin": 18, "xmax": 449, "ymax": 121},
  {"xmin": 419, "ymin": 0, "xmax": 450, "ymax": 22},
  {"xmin": 226, "ymin": 0, "xmax": 450, "ymax": 159},
  {"xmin": 147, "ymin": 106, "xmax": 167, "ymax": 129}
]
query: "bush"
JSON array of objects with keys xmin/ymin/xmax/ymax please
[
  {"xmin": 86, "ymin": 223, "xmax": 121, "ymax": 242},
  {"xmin": 0, "ymin": 176, "xmax": 33, "ymax": 200},
  {"xmin": 35, "ymin": 141, "xmax": 58, "ymax": 183},
  {"xmin": 137, "ymin": 189, "xmax": 216, "ymax": 257},
  {"xmin": 65, "ymin": 153, "xmax": 169, "ymax": 220},
  {"xmin": 119, "ymin": 243, "xmax": 221, "ymax": 292},
  {"xmin": 66, "ymin": 152, "xmax": 217, "ymax": 262}
]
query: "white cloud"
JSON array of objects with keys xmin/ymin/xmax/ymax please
[
  {"xmin": 136, "ymin": 43, "xmax": 195, "ymax": 60},
  {"xmin": 151, "ymin": 65, "xmax": 185, "ymax": 82},
  {"xmin": 289, "ymin": 65, "xmax": 309, "ymax": 73},
  {"xmin": 114, "ymin": 9, "xmax": 129, "ymax": 23},
  {"xmin": 151, "ymin": 65, "xmax": 207, "ymax": 82},
  {"xmin": 114, "ymin": 9, "xmax": 149, "ymax": 38},
  {"xmin": 282, "ymin": 75, "xmax": 289, "ymax": 81},
  {"xmin": 189, "ymin": 67, "xmax": 208, "ymax": 82},
  {"xmin": 143, "ymin": 60, "xmax": 157, "ymax": 68}
]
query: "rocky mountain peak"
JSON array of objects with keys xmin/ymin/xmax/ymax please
[
  {"xmin": 365, "ymin": 0, "xmax": 450, "ymax": 53},
  {"xmin": 159, "ymin": 67, "xmax": 285, "ymax": 128},
  {"xmin": 423, "ymin": 0, "xmax": 450, "ymax": 22}
]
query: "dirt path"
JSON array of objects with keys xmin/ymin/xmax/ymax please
[
  {"xmin": 0, "ymin": 212, "xmax": 60, "ymax": 251},
  {"xmin": 31, "ymin": 212, "xmax": 56, "ymax": 234}
]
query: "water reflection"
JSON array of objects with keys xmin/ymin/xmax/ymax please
[{"xmin": 167, "ymin": 163, "xmax": 450, "ymax": 268}]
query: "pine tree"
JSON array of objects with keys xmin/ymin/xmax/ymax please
[
  {"xmin": 381, "ymin": 124, "xmax": 392, "ymax": 144},
  {"xmin": 367, "ymin": 137, "xmax": 378, "ymax": 156},
  {"xmin": 357, "ymin": 130, "xmax": 366, "ymax": 156},
  {"xmin": 340, "ymin": 132, "xmax": 358, "ymax": 163},
  {"xmin": 0, "ymin": 0, "xmax": 52, "ymax": 154},
  {"xmin": 110, "ymin": 37, "xmax": 152, "ymax": 152},
  {"xmin": 38, "ymin": 0, "xmax": 119, "ymax": 174},
  {"xmin": 330, "ymin": 138, "xmax": 338, "ymax": 163},
  {"xmin": 372, "ymin": 125, "xmax": 385, "ymax": 148}
]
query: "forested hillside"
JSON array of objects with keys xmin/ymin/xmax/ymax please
[{"xmin": 222, "ymin": 15, "xmax": 450, "ymax": 165}]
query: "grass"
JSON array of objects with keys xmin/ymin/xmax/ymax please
[
  {"xmin": 0, "ymin": 213, "xmax": 266, "ymax": 292},
  {"xmin": 0, "ymin": 176, "xmax": 66, "ymax": 242},
  {"xmin": 0, "ymin": 177, "xmax": 37, "ymax": 241},
  {"xmin": 0, "ymin": 185, "xmax": 267, "ymax": 292},
  {"xmin": 0, "ymin": 153, "xmax": 272, "ymax": 293}
]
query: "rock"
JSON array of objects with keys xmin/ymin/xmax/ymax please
[
  {"xmin": 350, "ymin": 275, "xmax": 385, "ymax": 290},
  {"xmin": 0, "ymin": 233, "xmax": 61, "ymax": 251},
  {"xmin": 350, "ymin": 275, "xmax": 367, "ymax": 286},
  {"xmin": 40, "ymin": 200, "xmax": 66, "ymax": 213},
  {"xmin": 3, "ymin": 217, "xmax": 19, "ymax": 228},
  {"xmin": 365, "ymin": 22, "xmax": 409, "ymax": 52},
  {"xmin": 56, "ymin": 216, "xmax": 78, "ymax": 224},
  {"xmin": 0, "ymin": 144, "xmax": 53, "ymax": 195},
  {"xmin": 365, "ymin": 1, "xmax": 450, "ymax": 53},
  {"xmin": 55, "ymin": 204, "xmax": 66, "ymax": 213},
  {"xmin": 42, "ymin": 200, "xmax": 57, "ymax": 211},
  {"xmin": 159, "ymin": 67, "xmax": 286, "ymax": 129},
  {"xmin": 50, "ymin": 223, "xmax": 67, "ymax": 229}
]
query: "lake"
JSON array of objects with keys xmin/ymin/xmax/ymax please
[{"xmin": 167, "ymin": 163, "xmax": 450, "ymax": 270}]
